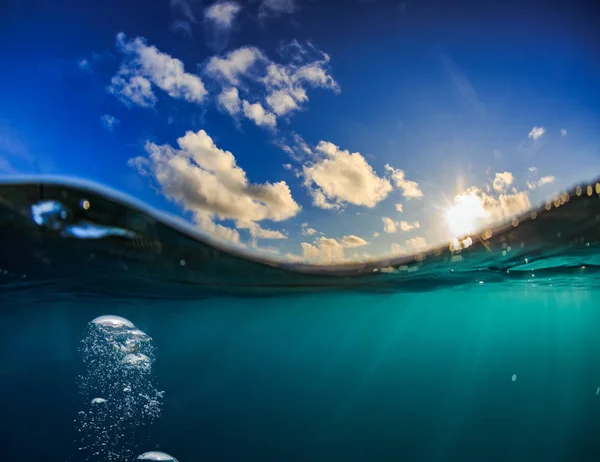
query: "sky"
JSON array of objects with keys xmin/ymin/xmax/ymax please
[{"xmin": 1, "ymin": 0, "xmax": 599, "ymax": 263}]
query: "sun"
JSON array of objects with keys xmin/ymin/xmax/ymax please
[{"xmin": 445, "ymin": 194, "xmax": 487, "ymax": 237}]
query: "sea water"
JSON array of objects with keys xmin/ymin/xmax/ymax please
[{"xmin": 2, "ymin": 178, "xmax": 600, "ymax": 461}]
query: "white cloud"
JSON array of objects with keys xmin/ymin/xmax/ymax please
[
  {"xmin": 284, "ymin": 252, "xmax": 303, "ymax": 262},
  {"xmin": 303, "ymin": 141, "xmax": 392, "ymax": 209},
  {"xmin": 276, "ymin": 132, "xmax": 312, "ymax": 162},
  {"xmin": 395, "ymin": 203, "xmax": 403, "ymax": 212},
  {"xmin": 341, "ymin": 235, "xmax": 368, "ymax": 248},
  {"xmin": 110, "ymin": 75, "xmax": 156, "ymax": 108},
  {"xmin": 206, "ymin": 42, "xmax": 338, "ymax": 128},
  {"xmin": 259, "ymin": 0, "xmax": 295, "ymax": 18},
  {"xmin": 283, "ymin": 163, "xmax": 293, "ymax": 170},
  {"xmin": 527, "ymin": 175, "xmax": 555, "ymax": 190},
  {"xmin": 528, "ymin": 126, "xmax": 545, "ymax": 140},
  {"xmin": 193, "ymin": 210, "xmax": 242, "ymax": 244},
  {"xmin": 382, "ymin": 217, "xmax": 398, "ymax": 233},
  {"xmin": 100, "ymin": 114, "xmax": 119, "ymax": 131},
  {"xmin": 372, "ymin": 231, "xmax": 380, "ymax": 237},
  {"xmin": 254, "ymin": 245, "xmax": 281, "ymax": 256},
  {"xmin": 266, "ymin": 90, "xmax": 299, "ymax": 116},
  {"xmin": 384, "ymin": 164, "xmax": 423, "ymax": 198},
  {"xmin": 129, "ymin": 129, "xmax": 300, "ymax": 242},
  {"xmin": 492, "ymin": 171, "xmax": 514, "ymax": 192},
  {"xmin": 391, "ymin": 243, "xmax": 406, "ymax": 255},
  {"xmin": 301, "ymin": 222, "xmax": 318, "ymax": 236},
  {"xmin": 405, "ymin": 236, "xmax": 427, "ymax": 251},
  {"xmin": 561, "ymin": 128, "xmax": 567, "ymax": 137},
  {"xmin": 78, "ymin": 58, "xmax": 90, "ymax": 70},
  {"xmin": 528, "ymin": 166, "xmax": 538, "ymax": 172},
  {"xmin": 109, "ymin": 33, "xmax": 207, "ymax": 107},
  {"xmin": 217, "ymin": 87, "xmax": 241, "ymax": 115},
  {"xmin": 242, "ymin": 100, "xmax": 277, "ymax": 128},
  {"xmin": 237, "ymin": 221, "xmax": 287, "ymax": 245},
  {"xmin": 452, "ymin": 186, "xmax": 531, "ymax": 228},
  {"xmin": 301, "ymin": 236, "xmax": 345, "ymax": 263},
  {"xmin": 399, "ymin": 220, "xmax": 420, "ymax": 232},
  {"xmin": 204, "ymin": 1, "xmax": 241, "ymax": 28},
  {"xmin": 206, "ymin": 46, "xmax": 265, "ymax": 86},
  {"xmin": 382, "ymin": 217, "xmax": 419, "ymax": 233}
]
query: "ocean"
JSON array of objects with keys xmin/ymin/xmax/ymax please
[{"xmin": 2, "ymin": 178, "xmax": 600, "ymax": 462}]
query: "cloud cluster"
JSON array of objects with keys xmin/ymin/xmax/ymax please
[
  {"xmin": 129, "ymin": 129, "xmax": 300, "ymax": 243},
  {"xmin": 206, "ymin": 42, "xmax": 339, "ymax": 128},
  {"xmin": 300, "ymin": 233, "xmax": 368, "ymax": 263},
  {"xmin": 382, "ymin": 217, "xmax": 420, "ymax": 233},
  {"xmin": 109, "ymin": 33, "xmax": 207, "ymax": 107},
  {"xmin": 384, "ymin": 164, "xmax": 423, "ymax": 198},
  {"xmin": 204, "ymin": 1, "xmax": 241, "ymax": 28},
  {"xmin": 301, "ymin": 222, "xmax": 318, "ymax": 236},
  {"xmin": 528, "ymin": 126, "xmax": 545, "ymax": 140},
  {"xmin": 492, "ymin": 171, "xmax": 513, "ymax": 192},
  {"xmin": 527, "ymin": 175, "xmax": 555, "ymax": 190},
  {"xmin": 453, "ymin": 185, "xmax": 531, "ymax": 227}
]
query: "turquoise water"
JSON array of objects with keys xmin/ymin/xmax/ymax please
[{"xmin": 2, "ymin": 179, "xmax": 600, "ymax": 461}]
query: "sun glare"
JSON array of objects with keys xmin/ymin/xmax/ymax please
[{"xmin": 445, "ymin": 194, "xmax": 487, "ymax": 237}]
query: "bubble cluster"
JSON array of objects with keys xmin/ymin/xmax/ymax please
[
  {"xmin": 137, "ymin": 451, "xmax": 179, "ymax": 461},
  {"xmin": 76, "ymin": 315, "xmax": 164, "ymax": 461}
]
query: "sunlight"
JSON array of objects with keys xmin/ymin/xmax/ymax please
[{"xmin": 445, "ymin": 194, "xmax": 487, "ymax": 237}]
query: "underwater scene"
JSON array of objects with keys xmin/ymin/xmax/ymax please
[
  {"xmin": 2, "ymin": 0, "xmax": 600, "ymax": 460},
  {"xmin": 2, "ymin": 178, "xmax": 600, "ymax": 461}
]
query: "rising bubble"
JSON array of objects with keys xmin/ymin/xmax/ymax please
[{"xmin": 137, "ymin": 451, "xmax": 179, "ymax": 461}]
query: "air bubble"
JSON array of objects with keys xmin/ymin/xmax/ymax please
[{"xmin": 137, "ymin": 451, "xmax": 179, "ymax": 461}]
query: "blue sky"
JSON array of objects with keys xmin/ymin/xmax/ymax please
[{"xmin": 1, "ymin": 0, "xmax": 599, "ymax": 262}]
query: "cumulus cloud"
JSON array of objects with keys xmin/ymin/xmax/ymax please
[
  {"xmin": 452, "ymin": 186, "xmax": 531, "ymax": 228},
  {"xmin": 382, "ymin": 217, "xmax": 419, "ymax": 233},
  {"xmin": 405, "ymin": 236, "xmax": 427, "ymax": 251},
  {"xmin": 206, "ymin": 46, "xmax": 265, "ymax": 86},
  {"xmin": 100, "ymin": 114, "xmax": 119, "ymax": 131},
  {"xmin": 384, "ymin": 164, "xmax": 423, "ymax": 198},
  {"xmin": 109, "ymin": 33, "xmax": 207, "ymax": 107},
  {"xmin": 492, "ymin": 171, "xmax": 514, "ymax": 192},
  {"xmin": 204, "ymin": 1, "xmax": 241, "ymax": 28},
  {"xmin": 400, "ymin": 220, "xmax": 420, "ymax": 231},
  {"xmin": 528, "ymin": 166, "xmax": 537, "ymax": 172},
  {"xmin": 372, "ymin": 231, "xmax": 380, "ymax": 237},
  {"xmin": 303, "ymin": 141, "xmax": 392, "ymax": 209},
  {"xmin": 217, "ymin": 86, "xmax": 241, "ymax": 115},
  {"xmin": 527, "ymin": 175, "xmax": 555, "ymax": 190},
  {"xmin": 242, "ymin": 100, "xmax": 276, "ymax": 128},
  {"xmin": 301, "ymin": 236, "xmax": 345, "ymax": 263},
  {"xmin": 382, "ymin": 217, "xmax": 398, "ymax": 233},
  {"xmin": 391, "ymin": 243, "xmax": 406, "ymax": 255},
  {"xmin": 395, "ymin": 203, "xmax": 403, "ymax": 212},
  {"xmin": 205, "ymin": 41, "xmax": 338, "ymax": 128},
  {"xmin": 528, "ymin": 126, "xmax": 545, "ymax": 140},
  {"xmin": 301, "ymin": 222, "xmax": 318, "ymax": 236},
  {"xmin": 193, "ymin": 210, "xmax": 242, "ymax": 244},
  {"xmin": 299, "ymin": 233, "xmax": 368, "ymax": 263},
  {"xmin": 237, "ymin": 221, "xmax": 286, "ymax": 248},
  {"xmin": 341, "ymin": 235, "xmax": 368, "ymax": 248},
  {"xmin": 129, "ymin": 129, "xmax": 300, "ymax": 242},
  {"xmin": 561, "ymin": 128, "xmax": 567, "ymax": 137}
]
